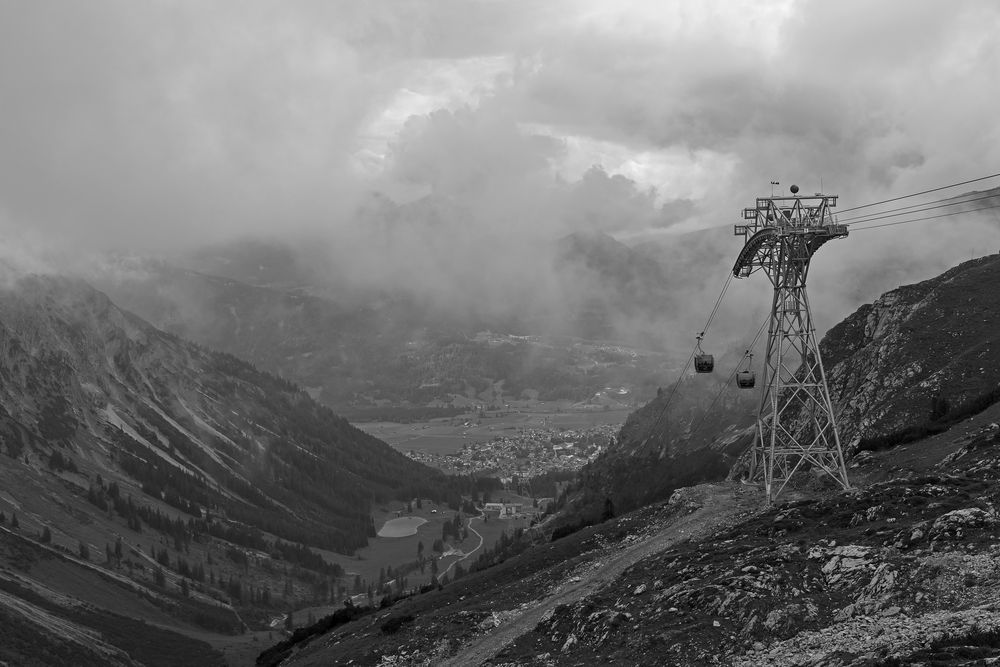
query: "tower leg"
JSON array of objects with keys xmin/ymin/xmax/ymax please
[{"xmin": 749, "ymin": 282, "xmax": 850, "ymax": 503}]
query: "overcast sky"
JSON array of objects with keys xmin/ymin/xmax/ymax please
[{"xmin": 2, "ymin": 0, "xmax": 999, "ymax": 334}]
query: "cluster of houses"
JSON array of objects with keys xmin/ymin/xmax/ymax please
[
  {"xmin": 405, "ymin": 423, "xmax": 615, "ymax": 479},
  {"xmin": 482, "ymin": 502, "xmax": 524, "ymax": 518}
]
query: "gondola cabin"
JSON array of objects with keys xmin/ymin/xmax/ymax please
[
  {"xmin": 736, "ymin": 370, "xmax": 756, "ymax": 388},
  {"xmin": 694, "ymin": 353, "xmax": 714, "ymax": 373}
]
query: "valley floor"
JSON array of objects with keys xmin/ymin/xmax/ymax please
[{"xmin": 357, "ymin": 406, "xmax": 631, "ymax": 458}]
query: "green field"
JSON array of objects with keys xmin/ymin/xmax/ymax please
[{"xmin": 320, "ymin": 499, "xmax": 530, "ymax": 593}]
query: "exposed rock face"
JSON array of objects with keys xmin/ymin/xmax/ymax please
[{"xmin": 820, "ymin": 254, "xmax": 1000, "ymax": 447}]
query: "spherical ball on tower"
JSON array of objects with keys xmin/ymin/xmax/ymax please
[{"xmin": 790, "ymin": 184, "xmax": 799, "ymax": 194}]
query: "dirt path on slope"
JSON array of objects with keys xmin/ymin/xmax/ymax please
[{"xmin": 439, "ymin": 483, "xmax": 756, "ymax": 667}]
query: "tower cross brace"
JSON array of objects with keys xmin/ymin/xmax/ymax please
[{"xmin": 733, "ymin": 188, "xmax": 850, "ymax": 502}]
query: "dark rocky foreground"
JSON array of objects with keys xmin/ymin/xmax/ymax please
[
  {"xmin": 517, "ymin": 477, "xmax": 1000, "ymax": 665},
  {"xmin": 494, "ymin": 421, "xmax": 1000, "ymax": 666},
  {"xmin": 274, "ymin": 416, "xmax": 1000, "ymax": 666}
]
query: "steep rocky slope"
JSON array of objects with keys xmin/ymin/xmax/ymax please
[
  {"xmin": 0, "ymin": 274, "xmax": 450, "ymax": 550},
  {"xmin": 576, "ymin": 253, "xmax": 1000, "ymax": 518},
  {"xmin": 0, "ymin": 274, "xmax": 453, "ymax": 665},
  {"xmin": 821, "ymin": 253, "xmax": 1000, "ymax": 448}
]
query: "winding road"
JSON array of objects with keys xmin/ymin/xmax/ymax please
[{"xmin": 437, "ymin": 512, "xmax": 486, "ymax": 582}]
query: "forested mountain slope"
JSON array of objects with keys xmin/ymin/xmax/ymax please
[{"xmin": 0, "ymin": 274, "xmax": 456, "ymax": 665}]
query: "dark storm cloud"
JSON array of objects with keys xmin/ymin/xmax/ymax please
[{"xmin": 1, "ymin": 0, "xmax": 998, "ymax": 348}]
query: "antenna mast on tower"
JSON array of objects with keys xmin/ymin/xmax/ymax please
[{"xmin": 732, "ymin": 184, "xmax": 850, "ymax": 503}]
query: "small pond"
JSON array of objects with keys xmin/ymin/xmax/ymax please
[{"xmin": 377, "ymin": 516, "xmax": 428, "ymax": 538}]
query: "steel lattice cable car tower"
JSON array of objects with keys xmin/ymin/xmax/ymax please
[{"xmin": 733, "ymin": 185, "xmax": 851, "ymax": 502}]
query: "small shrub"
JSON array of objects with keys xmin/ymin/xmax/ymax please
[{"xmin": 380, "ymin": 614, "xmax": 414, "ymax": 634}]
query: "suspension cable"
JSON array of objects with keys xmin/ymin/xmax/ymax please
[
  {"xmin": 840, "ymin": 192, "xmax": 1000, "ymax": 226},
  {"xmin": 701, "ymin": 272, "xmax": 734, "ymax": 335},
  {"xmin": 836, "ymin": 172, "xmax": 1000, "ymax": 215},
  {"xmin": 848, "ymin": 202, "xmax": 1000, "ymax": 231},
  {"xmin": 647, "ymin": 272, "xmax": 735, "ymax": 438}
]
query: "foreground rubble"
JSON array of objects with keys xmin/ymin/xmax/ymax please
[
  {"xmin": 506, "ymin": 469, "xmax": 1000, "ymax": 666},
  {"xmin": 276, "ymin": 423, "xmax": 1000, "ymax": 667}
]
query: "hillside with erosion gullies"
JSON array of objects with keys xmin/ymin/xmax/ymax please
[
  {"xmin": 266, "ymin": 253, "xmax": 1000, "ymax": 667},
  {"xmin": 0, "ymin": 275, "xmax": 459, "ymax": 666}
]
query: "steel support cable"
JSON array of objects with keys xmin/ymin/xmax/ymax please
[
  {"xmin": 839, "ymin": 192, "xmax": 1000, "ymax": 226},
  {"xmin": 701, "ymin": 271, "xmax": 734, "ymax": 336},
  {"xmin": 836, "ymin": 172, "xmax": 1000, "ymax": 215},
  {"xmin": 842, "ymin": 189, "xmax": 1000, "ymax": 220},
  {"xmin": 647, "ymin": 271, "xmax": 735, "ymax": 437},
  {"xmin": 848, "ymin": 202, "xmax": 1000, "ymax": 231}
]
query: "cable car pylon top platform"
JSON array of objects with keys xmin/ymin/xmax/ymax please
[{"xmin": 732, "ymin": 186, "xmax": 848, "ymax": 280}]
